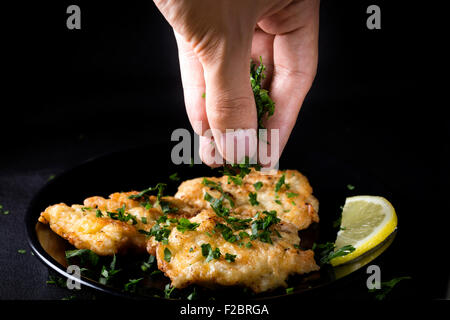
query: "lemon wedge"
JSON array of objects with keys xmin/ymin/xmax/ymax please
[{"xmin": 331, "ymin": 196, "xmax": 397, "ymax": 266}]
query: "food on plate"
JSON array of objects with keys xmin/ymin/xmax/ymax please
[
  {"xmin": 175, "ymin": 169, "xmax": 319, "ymax": 230},
  {"xmin": 39, "ymin": 191, "xmax": 200, "ymax": 256},
  {"xmin": 38, "ymin": 168, "xmax": 320, "ymax": 292},
  {"xmin": 156, "ymin": 209, "xmax": 318, "ymax": 293}
]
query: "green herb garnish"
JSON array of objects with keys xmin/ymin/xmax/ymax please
[
  {"xmin": 225, "ymin": 253, "xmax": 237, "ymax": 263},
  {"xmin": 164, "ymin": 283, "xmax": 175, "ymax": 298},
  {"xmin": 251, "ymin": 57, "xmax": 275, "ymax": 129},
  {"xmin": 47, "ymin": 275, "xmax": 67, "ymax": 288},
  {"xmin": 369, "ymin": 276, "xmax": 411, "ymax": 300},
  {"xmin": 65, "ymin": 249, "xmax": 99, "ymax": 266},
  {"xmin": 123, "ymin": 278, "xmax": 143, "ymax": 293},
  {"xmin": 249, "ymin": 192, "xmax": 259, "ymax": 206},
  {"xmin": 275, "ymin": 173, "xmax": 288, "ymax": 192},
  {"xmin": 99, "ymin": 255, "xmax": 121, "ymax": 285},
  {"xmin": 313, "ymin": 242, "xmax": 355, "ymax": 265},
  {"xmin": 201, "ymin": 243, "xmax": 221, "ymax": 263},
  {"xmin": 250, "ymin": 210, "xmax": 281, "ymax": 244},
  {"xmin": 176, "ymin": 218, "xmax": 200, "ymax": 233},
  {"xmin": 164, "ymin": 248, "xmax": 172, "ymax": 262},
  {"xmin": 253, "ymin": 181, "xmax": 263, "ymax": 191},
  {"xmin": 187, "ymin": 288, "xmax": 197, "ymax": 300},
  {"xmin": 141, "ymin": 255, "xmax": 155, "ymax": 272}
]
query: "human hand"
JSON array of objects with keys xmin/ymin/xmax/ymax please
[{"xmin": 154, "ymin": 0, "xmax": 319, "ymax": 167}]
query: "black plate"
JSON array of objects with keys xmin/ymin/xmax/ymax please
[{"xmin": 25, "ymin": 143, "xmax": 396, "ymax": 300}]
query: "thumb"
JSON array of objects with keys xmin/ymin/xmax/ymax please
[{"xmin": 202, "ymin": 45, "xmax": 258, "ymax": 164}]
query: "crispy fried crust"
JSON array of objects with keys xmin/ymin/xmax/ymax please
[
  {"xmin": 38, "ymin": 192, "xmax": 199, "ymax": 256},
  {"xmin": 39, "ymin": 203, "xmax": 147, "ymax": 256},
  {"xmin": 156, "ymin": 209, "xmax": 319, "ymax": 293},
  {"xmin": 175, "ymin": 169, "xmax": 319, "ymax": 230},
  {"xmin": 39, "ymin": 169, "xmax": 320, "ymax": 292}
]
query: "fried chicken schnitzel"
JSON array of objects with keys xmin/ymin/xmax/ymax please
[
  {"xmin": 39, "ymin": 192, "xmax": 200, "ymax": 255},
  {"xmin": 156, "ymin": 209, "xmax": 319, "ymax": 292},
  {"xmin": 38, "ymin": 169, "xmax": 320, "ymax": 292},
  {"xmin": 175, "ymin": 169, "xmax": 319, "ymax": 230}
]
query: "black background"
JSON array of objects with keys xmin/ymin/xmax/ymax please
[{"xmin": 0, "ymin": 0, "xmax": 448, "ymax": 305}]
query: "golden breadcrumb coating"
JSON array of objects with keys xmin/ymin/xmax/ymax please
[
  {"xmin": 39, "ymin": 192, "xmax": 199, "ymax": 255},
  {"xmin": 175, "ymin": 169, "xmax": 319, "ymax": 230},
  {"xmin": 156, "ymin": 209, "xmax": 319, "ymax": 293}
]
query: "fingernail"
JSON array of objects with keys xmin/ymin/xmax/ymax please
[
  {"xmin": 217, "ymin": 129, "xmax": 257, "ymax": 164},
  {"xmin": 199, "ymin": 136, "xmax": 223, "ymax": 168}
]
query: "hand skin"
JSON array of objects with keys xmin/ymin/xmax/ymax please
[{"xmin": 154, "ymin": 0, "xmax": 319, "ymax": 167}]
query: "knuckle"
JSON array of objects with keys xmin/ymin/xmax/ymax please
[{"xmin": 208, "ymin": 94, "xmax": 254, "ymax": 127}]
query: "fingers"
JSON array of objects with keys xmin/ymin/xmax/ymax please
[
  {"xmin": 175, "ymin": 32, "xmax": 223, "ymax": 167},
  {"xmin": 174, "ymin": 32, "xmax": 209, "ymax": 136},
  {"xmin": 202, "ymin": 37, "xmax": 258, "ymax": 163},
  {"xmin": 264, "ymin": 2, "xmax": 319, "ymax": 156}
]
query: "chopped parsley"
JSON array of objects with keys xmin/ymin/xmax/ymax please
[
  {"xmin": 164, "ymin": 248, "xmax": 172, "ymax": 262},
  {"xmin": 249, "ymin": 192, "xmax": 259, "ymax": 206},
  {"xmin": 286, "ymin": 287, "xmax": 294, "ymax": 294},
  {"xmin": 251, "ymin": 57, "xmax": 275, "ymax": 129},
  {"xmin": 169, "ymin": 173, "xmax": 180, "ymax": 181},
  {"xmin": 139, "ymin": 223, "xmax": 171, "ymax": 244},
  {"xmin": 123, "ymin": 278, "xmax": 143, "ymax": 293},
  {"xmin": 66, "ymin": 249, "xmax": 99, "ymax": 266},
  {"xmin": 99, "ymin": 255, "xmax": 121, "ymax": 285},
  {"xmin": 219, "ymin": 156, "xmax": 261, "ymax": 182},
  {"xmin": 95, "ymin": 209, "xmax": 103, "ymax": 217},
  {"xmin": 187, "ymin": 288, "xmax": 197, "ymax": 300},
  {"xmin": 274, "ymin": 200, "xmax": 282, "ymax": 205},
  {"xmin": 228, "ymin": 175, "xmax": 243, "ymax": 185},
  {"xmin": 176, "ymin": 218, "xmax": 200, "ymax": 233},
  {"xmin": 141, "ymin": 255, "xmax": 155, "ymax": 272},
  {"xmin": 141, "ymin": 216, "xmax": 148, "ymax": 224},
  {"xmin": 347, "ymin": 184, "xmax": 355, "ymax": 190},
  {"xmin": 202, "ymin": 178, "xmax": 235, "ymax": 207},
  {"xmin": 313, "ymin": 242, "xmax": 355, "ymax": 265},
  {"xmin": 369, "ymin": 276, "xmax": 412, "ymax": 300},
  {"xmin": 139, "ymin": 216, "xmax": 198, "ymax": 244},
  {"xmin": 250, "ymin": 210, "xmax": 281, "ymax": 244},
  {"xmin": 239, "ymin": 231, "xmax": 249, "ymax": 239},
  {"xmin": 215, "ymin": 223, "xmax": 237, "ymax": 243},
  {"xmin": 107, "ymin": 205, "xmax": 137, "ymax": 225},
  {"xmin": 129, "ymin": 183, "xmax": 167, "ymax": 200},
  {"xmin": 47, "ymin": 275, "xmax": 67, "ymax": 288},
  {"xmin": 253, "ymin": 181, "xmax": 263, "ymax": 191},
  {"xmin": 164, "ymin": 283, "xmax": 175, "ymax": 298},
  {"xmin": 286, "ymin": 192, "xmax": 298, "ymax": 198},
  {"xmin": 225, "ymin": 253, "xmax": 237, "ymax": 263},
  {"xmin": 275, "ymin": 173, "xmax": 289, "ymax": 192},
  {"xmin": 18, "ymin": 249, "xmax": 26, "ymax": 254},
  {"xmin": 201, "ymin": 243, "xmax": 221, "ymax": 263}
]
